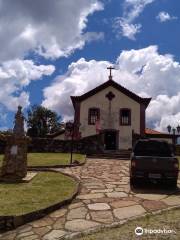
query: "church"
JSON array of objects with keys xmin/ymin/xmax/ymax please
[{"xmin": 70, "ymin": 67, "xmax": 151, "ymax": 150}]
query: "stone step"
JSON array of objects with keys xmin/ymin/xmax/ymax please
[
  {"xmin": 87, "ymin": 153, "xmax": 130, "ymax": 160},
  {"xmin": 88, "ymin": 156, "xmax": 130, "ymax": 160},
  {"xmin": 87, "ymin": 150, "xmax": 131, "ymax": 160}
]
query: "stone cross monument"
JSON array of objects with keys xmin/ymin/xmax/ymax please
[
  {"xmin": 13, "ymin": 106, "xmax": 25, "ymax": 136},
  {"xmin": 0, "ymin": 106, "xmax": 28, "ymax": 181}
]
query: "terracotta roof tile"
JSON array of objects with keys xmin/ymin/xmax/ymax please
[{"xmin": 145, "ymin": 128, "xmax": 164, "ymax": 134}]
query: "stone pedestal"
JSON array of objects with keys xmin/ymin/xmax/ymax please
[{"xmin": 0, "ymin": 135, "xmax": 28, "ymax": 181}]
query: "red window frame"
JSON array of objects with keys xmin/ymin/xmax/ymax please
[{"xmin": 120, "ymin": 108, "xmax": 131, "ymax": 126}]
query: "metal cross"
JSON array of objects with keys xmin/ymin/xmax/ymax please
[{"xmin": 107, "ymin": 66, "xmax": 115, "ymax": 80}]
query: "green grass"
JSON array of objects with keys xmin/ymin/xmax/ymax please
[
  {"xmin": 0, "ymin": 172, "xmax": 77, "ymax": 216},
  {"xmin": 0, "ymin": 153, "xmax": 85, "ymax": 167},
  {"xmin": 76, "ymin": 208, "xmax": 180, "ymax": 240}
]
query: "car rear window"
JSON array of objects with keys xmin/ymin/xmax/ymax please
[{"xmin": 134, "ymin": 141, "xmax": 172, "ymax": 157}]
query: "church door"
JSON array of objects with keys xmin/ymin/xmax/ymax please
[{"xmin": 104, "ymin": 131, "xmax": 117, "ymax": 150}]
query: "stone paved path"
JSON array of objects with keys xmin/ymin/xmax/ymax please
[{"xmin": 1, "ymin": 158, "xmax": 180, "ymax": 240}]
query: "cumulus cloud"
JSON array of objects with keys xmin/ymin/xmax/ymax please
[
  {"xmin": 42, "ymin": 58, "xmax": 111, "ymax": 120},
  {"xmin": 42, "ymin": 45, "xmax": 180, "ymax": 132},
  {"xmin": 156, "ymin": 11, "xmax": 177, "ymax": 23},
  {"xmin": 0, "ymin": 59, "xmax": 55, "ymax": 111},
  {"xmin": 0, "ymin": 0, "xmax": 103, "ymax": 61},
  {"xmin": 114, "ymin": 0, "xmax": 155, "ymax": 40},
  {"xmin": 0, "ymin": 0, "xmax": 104, "ymax": 125}
]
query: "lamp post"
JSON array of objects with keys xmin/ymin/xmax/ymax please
[
  {"xmin": 65, "ymin": 121, "xmax": 74, "ymax": 165},
  {"xmin": 167, "ymin": 124, "xmax": 180, "ymax": 148},
  {"xmin": 177, "ymin": 125, "xmax": 180, "ymax": 134},
  {"xmin": 167, "ymin": 125, "xmax": 171, "ymax": 134}
]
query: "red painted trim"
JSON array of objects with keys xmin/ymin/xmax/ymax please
[
  {"xmin": 74, "ymin": 101, "xmax": 81, "ymax": 139},
  {"xmin": 71, "ymin": 80, "xmax": 151, "ymax": 108},
  {"xmin": 120, "ymin": 108, "xmax": 131, "ymax": 126},
  {"xmin": 140, "ymin": 104, "xmax": 145, "ymax": 136},
  {"xmin": 88, "ymin": 108, "xmax": 100, "ymax": 125}
]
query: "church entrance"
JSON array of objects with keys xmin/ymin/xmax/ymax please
[{"xmin": 104, "ymin": 131, "xmax": 117, "ymax": 150}]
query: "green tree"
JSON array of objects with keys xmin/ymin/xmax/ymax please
[{"xmin": 27, "ymin": 105, "xmax": 62, "ymax": 137}]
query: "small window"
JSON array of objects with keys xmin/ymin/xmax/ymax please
[
  {"xmin": 88, "ymin": 108, "xmax": 100, "ymax": 125},
  {"xmin": 120, "ymin": 108, "xmax": 131, "ymax": 126}
]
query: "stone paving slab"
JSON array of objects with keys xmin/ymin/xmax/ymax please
[
  {"xmin": 77, "ymin": 193, "xmax": 105, "ymax": 200},
  {"xmin": 88, "ymin": 203, "xmax": 110, "ymax": 210},
  {"xmin": 43, "ymin": 230, "xmax": 67, "ymax": 240},
  {"xmin": 135, "ymin": 193, "xmax": 168, "ymax": 201},
  {"xmin": 113, "ymin": 205, "xmax": 146, "ymax": 220},
  {"xmin": 162, "ymin": 195, "xmax": 180, "ymax": 206},
  {"xmin": 67, "ymin": 207, "xmax": 87, "ymax": 220},
  {"xmin": 0, "ymin": 158, "xmax": 179, "ymax": 240},
  {"xmin": 90, "ymin": 210, "xmax": 114, "ymax": 224},
  {"xmin": 110, "ymin": 200, "xmax": 137, "ymax": 208},
  {"xmin": 65, "ymin": 219, "xmax": 100, "ymax": 232}
]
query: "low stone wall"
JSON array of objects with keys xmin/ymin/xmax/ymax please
[
  {"xmin": 28, "ymin": 135, "xmax": 104, "ymax": 154},
  {"xmin": 0, "ymin": 135, "xmax": 104, "ymax": 155},
  {"xmin": 0, "ymin": 139, "xmax": 6, "ymax": 154}
]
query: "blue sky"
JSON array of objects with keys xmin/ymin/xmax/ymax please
[{"xmin": 0, "ymin": 0, "xmax": 180, "ymax": 131}]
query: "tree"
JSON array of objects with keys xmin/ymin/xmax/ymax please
[{"xmin": 27, "ymin": 105, "xmax": 62, "ymax": 137}]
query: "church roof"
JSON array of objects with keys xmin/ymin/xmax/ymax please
[{"xmin": 71, "ymin": 79, "xmax": 151, "ymax": 108}]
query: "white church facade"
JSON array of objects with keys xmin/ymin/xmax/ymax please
[{"xmin": 70, "ymin": 73, "xmax": 151, "ymax": 150}]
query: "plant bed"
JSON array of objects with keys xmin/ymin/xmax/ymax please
[
  {"xmin": 0, "ymin": 171, "xmax": 79, "ymax": 231},
  {"xmin": 0, "ymin": 153, "xmax": 86, "ymax": 168}
]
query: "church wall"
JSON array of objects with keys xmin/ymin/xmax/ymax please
[{"xmin": 79, "ymin": 86, "xmax": 141, "ymax": 149}]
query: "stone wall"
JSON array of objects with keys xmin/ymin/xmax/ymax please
[
  {"xmin": 0, "ymin": 139, "xmax": 6, "ymax": 154},
  {"xmin": 16, "ymin": 134, "xmax": 103, "ymax": 154},
  {"xmin": 28, "ymin": 135, "xmax": 103, "ymax": 154}
]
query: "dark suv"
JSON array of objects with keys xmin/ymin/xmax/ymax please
[{"xmin": 130, "ymin": 139, "xmax": 179, "ymax": 187}]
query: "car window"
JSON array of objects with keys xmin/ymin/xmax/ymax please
[{"xmin": 134, "ymin": 141, "xmax": 172, "ymax": 157}]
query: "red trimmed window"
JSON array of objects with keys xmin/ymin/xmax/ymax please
[
  {"xmin": 120, "ymin": 108, "xmax": 131, "ymax": 126},
  {"xmin": 88, "ymin": 108, "xmax": 100, "ymax": 125}
]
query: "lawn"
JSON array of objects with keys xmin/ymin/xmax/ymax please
[
  {"xmin": 0, "ymin": 172, "xmax": 77, "ymax": 216},
  {"xmin": 0, "ymin": 153, "xmax": 86, "ymax": 167},
  {"xmin": 76, "ymin": 208, "xmax": 180, "ymax": 240}
]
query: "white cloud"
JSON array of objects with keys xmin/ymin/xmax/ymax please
[
  {"xmin": 0, "ymin": 0, "xmax": 104, "ymax": 125},
  {"xmin": 0, "ymin": 59, "xmax": 55, "ymax": 111},
  {"xmin": 0, "ymin": 0, "xmax": 103, "ymax": 61},
  {"xmin": 116, "ymin": 20, "xmax": 141, "ymax": 40},
  {"xmin": 42, "ymin": 58, "xmax": 111, "ymax": 120},
  {"xmin": 156, "ymin": 11, "xmax": 177, "ymax": 23},
  {"xmin": 114, "ymin": 0, "xmax": 155, "ymax": 40},
  {"xmin": 42, "ymin": 45, "xmax": 180, "ymax": 132}
]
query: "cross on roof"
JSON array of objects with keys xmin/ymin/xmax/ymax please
[{"xmin": 107, "ymin": 66, "xmax": 115, "ymax": 80}]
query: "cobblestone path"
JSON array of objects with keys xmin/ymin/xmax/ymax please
[{"xmin": 1, "ymin": 158, "xmax": 180, "ymax": 240}]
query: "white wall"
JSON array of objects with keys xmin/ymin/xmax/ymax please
[{"xmin": 79, "ymin": 86, "xmax": 140, "ymax": 149}]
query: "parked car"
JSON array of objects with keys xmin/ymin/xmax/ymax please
[{"xmin": 130, "ymin": 139, "xmax": 179, "ymax": 187}]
